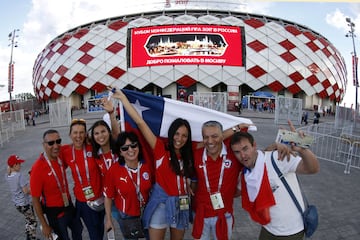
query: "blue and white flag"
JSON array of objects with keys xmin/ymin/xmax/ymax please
[{"xmin": 120, "ymin": 89, "xmax": 256, "ymax": 142}]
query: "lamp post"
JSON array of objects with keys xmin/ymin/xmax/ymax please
[
  {"xmin": 346, "ymin": 17, "xmax": 358, "ymax": 112},
  {"xmin": 8, "ymin": 29, "xmax": 19, "ymax": 111}
]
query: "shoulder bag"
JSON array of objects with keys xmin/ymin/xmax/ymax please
[{"xmin": 271, "ymin": 152, "xmax": 318, "ymax": 238}]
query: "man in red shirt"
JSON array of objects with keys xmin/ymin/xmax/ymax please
[
  {"xmin": 30, "ymin": 129, "xmax": 83, "ymax": 240},
  {"xmin": 192, "ymin": 120, "xmax": 241, "ymax": 240}
]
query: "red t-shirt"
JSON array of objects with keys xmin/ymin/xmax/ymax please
[
  {"xmin": 193, "ymin": 139, "xmax": 241, "ymax": 217},
  {"xmin": 94, "ymin": 151, "xmax": 118, "ymax": 178},
  {"xmin": 104, "ymin": 162, "xmax": 153, "ymax": 216},
  {"xmin": 153, "ymin": 138, "xmax": 188, "ymax": 196},
  {"xmin": 61, "ymin": 144, "xmax": 103, "ymax": 202},
  {"xmin": 30, "ymin": 153, "xmax": 71, "ymax": 207}
]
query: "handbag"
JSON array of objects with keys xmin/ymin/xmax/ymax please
[
  {"xmin": 271, "ymin": 152, "xmax": 318, "ymax": 238},
  {"xmin": 122, "ymin": 217, "xmax": 145, "ymax": 239}
]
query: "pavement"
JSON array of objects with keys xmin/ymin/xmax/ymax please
[{"xmin": 1, "ymin": 109, "xmax": 359, "ymax": 239}]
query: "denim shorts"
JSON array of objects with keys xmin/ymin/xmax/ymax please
[{"xmin": 149, "ymin": 203, "xmax": 177, "ymax": 229}]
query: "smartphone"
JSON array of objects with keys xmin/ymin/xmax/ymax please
[
  {"xmin": 107, "ymin": 228, "xmax": 115, "ymax": 240},
  {"xmin": 275, "ymin": 129, "xmax": 314, "ymax": 148}
]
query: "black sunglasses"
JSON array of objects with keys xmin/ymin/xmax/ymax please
[
  {"xmin": 120, "ymin": 142, "xmax": 138, "ymax": 151},
  {"xmin": 45, "ymin": 138, "xmax": 62, "ymax": 146}
]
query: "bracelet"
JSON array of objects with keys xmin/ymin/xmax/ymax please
[
  {"xmin": 107, "ymin": 108, "xmax": 114, "ymax": 114},
  {"xmin": 232, "ymin": 126, "xmax": 238, "ymax": 132}
]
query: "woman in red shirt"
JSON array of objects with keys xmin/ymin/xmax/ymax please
[{"xmin": 104, "ymin": 131, "xmax": 153, "ymax": 239}]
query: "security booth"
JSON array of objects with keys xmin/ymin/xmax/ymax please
[{"xmin": 241, "ymin": 91, "xmax": 275, "ymax": 111}]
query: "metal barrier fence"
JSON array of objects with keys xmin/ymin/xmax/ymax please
[
  {"xmin": 0, "ymin": 110, "xmax": 26, "ymax": 147},
  {"xmin": 298, "ymin": 122, "xmax": 360, "ymax": 174},
  {"xmin": 193, "ymin": 92, "xmax": 227, "ymax": 113}
]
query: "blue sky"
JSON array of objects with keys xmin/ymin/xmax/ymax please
[{"xmin": 0, "ymin": 0, "xmax": 359, "ymax": 107}]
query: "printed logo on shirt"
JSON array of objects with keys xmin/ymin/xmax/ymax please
[
  {"xmin": 119, "ymin": 176, "xmax": 128, "ymax": 183},
  {"xmin": 87, "ymin": 151, "xmax": 92, "ymax": 157},
  {"xmin": 198, "ymin": 163, "xmax": 205, "ymax": 169},
  {"xmin": 270, "ymin": 180, "xmax": 279, "ymax": 193},
  {"xmin": 142, "ymin": 172, "xmax": 150, "ymax": 181},
  {"xmin": 224, "ymin": 159, "xmax": 232, "ymax": 168}
]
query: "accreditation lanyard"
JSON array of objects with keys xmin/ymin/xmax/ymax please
[
  {"xmin": 72, "ymin": 146, "xmax": 90, "ymax": 186},
  {"xmin": 176, "ymin": 159, "xmax": 187, "ymax": 196},
  {"xmin": 43, "ymin": 152, "xmax": 69, "ymax": 206},
  {"xmin": 202, "ymin": 153, "xmax": 226, "ymax": 194},
  {"xmin": 125, "ymin": 162, "xmax": 144, "ymax": 207}
]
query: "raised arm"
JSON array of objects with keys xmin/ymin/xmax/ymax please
[
  {"xmin": 195, "ymin": 123, "xmax": 252, "ymax": 149},
  {"xmin": 102, "ymin": 97, "xmax": 120, "ymax": 140},
  {"xmin": 109, "ymin": 87, "xmax": 157, "ymax": 149},
  {"xmin": 287, "ymin": 119, "xmax": 319, "ymax": 174}
]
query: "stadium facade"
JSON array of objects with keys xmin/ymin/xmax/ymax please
[{"xmin": 32, "ymin": 4, "xmax": 347, "ymax": 111}]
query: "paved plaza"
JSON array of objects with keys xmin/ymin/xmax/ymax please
[{"xmin": 1, "ymin": 109, "xmax": 359, "ymax": 239}]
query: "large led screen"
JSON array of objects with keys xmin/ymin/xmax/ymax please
[{"xmin": 130, "ymin": 24, "xmax": 244, "ymax": 67}]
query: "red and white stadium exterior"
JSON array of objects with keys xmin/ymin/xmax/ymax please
[{"xmin": 32, "ymin": 7, "xmax": 347, "ymax": 111}]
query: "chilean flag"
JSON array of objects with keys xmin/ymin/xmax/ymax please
[{"xmin": 120, "ymin": 89, "xmax": 256, "ymax": 141}]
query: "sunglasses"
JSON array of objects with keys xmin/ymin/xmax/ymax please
[
  {"xmin": 71, "ymin": 118, "xmax": 86, "ymax": 123},
  {"xmin": 120, "ymin": 142, "xmax": 138, "ymax": 151},
  {"xmin": 45, "ymin": 138, "xmax": 62, "ymax": 146}
]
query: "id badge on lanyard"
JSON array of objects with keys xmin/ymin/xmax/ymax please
[
  {"xmin": 203, "ymin": 153, "xmax": 227, "ymax": 210},
  {"xmin": 82, "ymin": 186, "xmax": 95, "ymax": 200},
  {"xmin": 210, "ymin": 192, "xmax": 224, "ymax": 210},
  {"xmin": 179, "ymin": 195, "xmax": 190, "ymax": 210}
]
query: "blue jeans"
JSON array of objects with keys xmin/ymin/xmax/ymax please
[
  {"xmin": 76, "ymin": 200, "xmax": 105, "ymax": 240},
  {"xmin": 46, "ymin": 205, "xmax": 83, "ymax": 240}
]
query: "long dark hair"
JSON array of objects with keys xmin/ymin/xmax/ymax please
[
  {"xmin": 116, "ymin": 131, "xmax": 143, "ymax": 165},
  {"xmin": 167, "ymin": 118, "xmax": 194, "ymax": 177},
  {"xmin": 89, "ymin": 120, "xmax": 116, "ymax": 159}
]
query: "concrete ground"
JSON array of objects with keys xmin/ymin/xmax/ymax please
[{"xmin": 1, "ymin": 109, "xmax": 359, "ymax": 239}]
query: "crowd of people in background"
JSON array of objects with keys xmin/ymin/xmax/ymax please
[{"xmin": 250, "ymin": 99, "xmax": 276, "ymax": 113}]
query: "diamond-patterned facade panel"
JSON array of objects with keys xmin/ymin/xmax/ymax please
[
  {"xmin": 306, "ymin": 41, "xmax": 320, "ymax": 52},
  {"xmin": 106, "ymin": 42, "xmax": 125, "ymax": 54},
  {"xmin": 75, "ymin": 85, "xmax": 89, "ymax": 95},
  {"xmin": 280, "ymin": 51, "xmax": 297, "ymax": 63},
  {"xmin": 79, "ymin": 42, "xmax": 95, "ymax": 53},
  {"xmin": 244, "ymin": 18, "xmax": 265, "ymax": 29},
  {"xmin": 78, "ymin": 54, "xmax": 94, "ymax": 65},
  {"xmin": 289, "ymin": 71, "xmax": 304, "ymax": 83},
  {"xmin": 108, "ymin": 20, "xmax": 128, "ymax": 31},
  {"xmin": 287, "ymin": 84, "xmax": 301, "ymax": 94},
  {"xmin": 176, "ymin": 75, "xmax": 197, "ymax": 87},
  {"xmin": 73, "ymin": 29, "xmax": 89, "ymax": 39},
  {"xmin": 247, "ymin": 65, "xmax": 267, "ymax": 78},
  {"xmin": 279, "ymin": 39, "xmax": 296, "ymax": 51},
  {"xmin": 285, "ymin": 25, "xmax": 302, "ymax": 36},
  {"xmin": 268, "ymin": 80, "xmax": 285, "ymax": 92},
  {"xmin": 72, "ymin": 73, "xmax": 86, "ymax": 84},
  {"xmin": 107, "ymin": 67, "xmax": 126, "ymax": 79},
  {"xmin": 58, "ymin": 76, "xmax": 70, "ymax": 87},
  {"xmin": 247, "ymin": 40, "xmax": 268, "ymax": 52},
  {"xmin": 32, "ymin": 10, "xmax": 346, "ymax": 104}
]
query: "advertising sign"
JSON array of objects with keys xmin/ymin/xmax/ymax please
[{"xmin": 130, "ymin": 24, "xmax": 244, "ymax": 67}]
